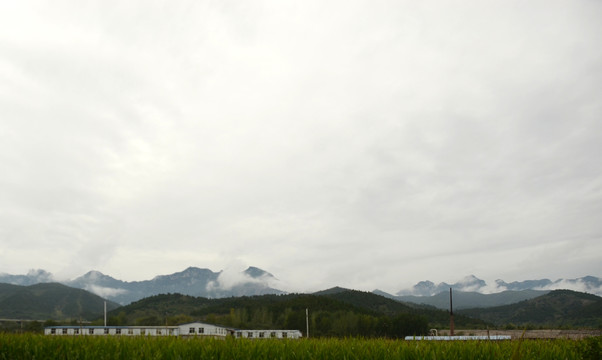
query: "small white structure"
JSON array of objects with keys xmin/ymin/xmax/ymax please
[
  {"xmin": 44, "ymin": 321, "xmax": 301, "ymax": 339},
  {"xmin": 405, "ymin": 335, "xmax": 512, "ymax": 341},
  {"xmin": 232, "ymin": 329, "xmax": 302, "ymax": 339},
  {"xmin": 179, "ymin": 322, "xmax": 230, "ymax": 337},
  {"xmin": 45, "ymin": 326, "xmax": 178, "ymax": 337}
]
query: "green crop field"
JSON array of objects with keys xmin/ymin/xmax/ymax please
[{"xmin": 0, "ymin": 334, "xmax": 600, "ymax": 360}]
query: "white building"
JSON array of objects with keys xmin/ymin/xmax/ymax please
[
  {"xmin": 44, "ymin": 322, "xmax": 301, "ymax": 339},
  {"xmin": 232, "ymin": 329, "xmax": 302, "ymax": 339}
]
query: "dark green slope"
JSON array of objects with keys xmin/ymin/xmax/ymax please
[
  {"xmin": 317, "ymin": 288, "xmax": 414, "ymax": 315},
  {"xmin": 458, "ymin": 290, "xmax": 602, "ymax": 327},
  {"xmin": 0, "ymin": 282, "xmax": 120, "ymax": 320},
  {"xmin": 0, "ymin": 283, "xmax": 22, "ymax": 301},
  {"xmin": 317, "ymin": 288, "xmax": 489, "ymax": 329},
  {"xmin": 108, "ymin": 292, "xmax": 372, "ymax": 325},
  {"xmin": 107, "ymin": 292, "xmax": 433, "ymax": 337},
  {"xmin": 107, "ymin": 289, "xmax": 489, "ymax": 337}
]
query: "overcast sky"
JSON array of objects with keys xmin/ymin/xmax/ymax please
[{"xmin": 1, "ymin": 0, "xmax": 601, "ymax": 294}]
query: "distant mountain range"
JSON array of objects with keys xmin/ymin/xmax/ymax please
[
  {"xmin": 393, "ymin": 275, "xmax": 602, "ymax": 297},
  {"xmin": 376, "ymin": 289, "xmax": 551, "ymax": 310},
  {"xmin": 0, "ymin": 267, "xmax": 283, "ymax": 305},
  {"xmin": 1, "ymin": 272, "xmax": 601, "ymax": 329},
  {"xmin": 374, "ymin": 275, "xmax": 602, "ymax": 310},
  {"xmin": 1, "ymin": 269, "xmax": 600, "ymax": 307}
]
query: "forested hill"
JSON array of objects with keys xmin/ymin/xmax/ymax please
[
  {"xmin": 457, "ymin": 290, "xmax": 602, "ymax": 328},
  {"xmin": 105, "ymin": 289, "xmax": 489, "ymax": 337},
  {"xmin": 316, "ymin": 288, "xmax": 488, "ymax": 329},
  {"xmin": 0, "ymin": 283, "xmax": 119, "ymax": 320}
]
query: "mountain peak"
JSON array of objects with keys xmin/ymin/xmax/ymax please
[
  {"xmin": 244, "ymin": 266, "xmax": 274, "ymax": 279},
  {"xmin": 456, "ymin": 275, "xmax": 486, "ymax": 291},
  {"xmin": 313, "ymin": 286, "xmax": 350, "ymax": 295},
  {"xmin": 83, "ymin": 270, "xmax": 105, "ymax": 278}
]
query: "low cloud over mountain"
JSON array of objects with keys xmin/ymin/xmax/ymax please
[
  {"xmin": 396, "ymin": 275, "xmax": 602, "ymax": 297},
  {"xmin": 0, "ymin": 267, "xmax": 283, "ymax": 305},
  {"xmin": 2, "ymin": 269, "xmax": 600, "ymax": 305}
]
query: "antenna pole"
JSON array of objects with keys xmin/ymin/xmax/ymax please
[{"xmin": 449, "ymin": 288, "xmax": 455, "ymax": 336}]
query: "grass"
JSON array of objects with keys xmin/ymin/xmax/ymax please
[{"xmin": 0, "ymin": 334, "xmax": 600, "ymax": 359}]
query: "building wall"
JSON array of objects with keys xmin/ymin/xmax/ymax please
[
  {"xmin": 178, "ymin": 322, "xmax": 229, "ymax": 337},
  {"xmin": 44, "ymin": 326, "xmax": 180, "ymax": 336},
  {"xmin": 233, "ymin": 329, "xmax": 302, "ymax": 339},
  {"xmin": 45, "ymin": 322, "xmax": 302, "ymax": 339}
]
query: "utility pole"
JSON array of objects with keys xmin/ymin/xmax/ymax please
[
  {"xmin": 104, "ymin": 301, "xmax": 107, "ymax": 327},
  {"xmin": 306, "ymin": 308, "xmax": 309, "ymax": 338},
  {"xmin": 449, "ymin": 288, "xmax": 455, "ymax": 336}
]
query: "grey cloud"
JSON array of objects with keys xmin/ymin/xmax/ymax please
[{"xmin": 0, "ymin": 0, "xmax": 600, "ymax": 291}]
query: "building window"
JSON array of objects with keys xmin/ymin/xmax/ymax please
[
  {"xmin": 236, "ymin": 331, "xmax": 242, "ymax": 338},
  {"xmin": 88, "ymin": 328, "xmax": 94, "ymax": 335},
  {"xmin": 140, "ymin": 329, "xmax": 146, "ymax": 335},
  {"xmin": 74, "ymin": 329, "xmax": 79, "ymax": 335},
  {"xmin": 198, "ymin": 327, "xmax": 204, "ymax": 334},
  {"xmin": 259, "ymin": 332, "xmax": 265, "ymax": 338},
  {"xmin": 282, "ymin": 332, "xmax": 287, "ymax": 338},
  {"xmin": 116, "ymin": 329, "xmax": 121, "ymax": 335},
  {"xmin": 189, "ymin": 327, "xmax": 195, "ymax": 334},
  {"xmin": 270, "ymin": 332, "xmax": 276, "ymax": 338},
  {"xmin": 51, "ymin": 329, "xmax": 56, "ymax": 335},
  {"xmin": 128, "ymin": 329, "xmax": 133, "ymax": 335},
  {"xmin": 157, "ymin": 330, "xmax": 162, "ymax": 335},
  {"xmin": 104, "ymin": 328, "xmax": 109, "ymax": 335},
  {"xmin": 62, "ymin": 328, "xmax": 68, "ymax": 335},
  {"xmin": 247, "ymin": 332, "xmax": 253, "ymax": 338}
]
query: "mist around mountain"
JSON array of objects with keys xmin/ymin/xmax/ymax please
[
  {"xmin": 1, "ymin": 267, "xmax": 283, "ymax": 305},
  {"xmin": 0, "ymin": 269, "xmax": 54, "ymax": 286},
  {"xmin": 394, "ymin": 275, "xmax": 602, "ymax": 297},
  {"xmin": 65, "ymin": 266, "xmax": 283, "ymax": 305},
  {"xmin": 2, "ymin": 269, "xmax": 600, "ymax": 306},
  {"xmin": 374, "ymin": 275, "xmax": 601, "ymax": 311},
  {"xmin": 1, "ymin": 279, "xmax": 600, "ymax": 332}
]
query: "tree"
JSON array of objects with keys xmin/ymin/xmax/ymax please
[{"xmin": 388, "ymin": 314, "xmax": 429, "ymax": 338}]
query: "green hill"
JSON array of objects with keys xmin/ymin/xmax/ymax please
[
  {"xmin": 318, "ymin": 288, "xmax": 489, "ymax": 329},
  {"xmin": 458, "ymin": 290, "xmax": 602, "ymax": 328},
  {"xmin": 0, "ymin": 282, "xmax": 120, "ymax": 321},
  {"xmin": 392, "ymin": 289, "xmax": 549, "ymax": 309},
  {"xmin": 104, "ymin": 289, "xmax": 490, "ymax": 337}
]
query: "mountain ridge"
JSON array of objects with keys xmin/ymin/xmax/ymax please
[
  {"xmin": 1, "ymin": 266, "xmax": 283, "ymax": 305},
  {"xmin": 394, "ymin": 274, "xmax": 602, "ymax": 297},
  {"xmin": 457, "ymin": 289, "xmax": 602, "ymax": 327},
  {"xmin": 1, "ymin": 269, "xmax": 600, "ymax": 305}
]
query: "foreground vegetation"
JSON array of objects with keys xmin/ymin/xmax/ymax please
[{"xmin": 1, "ymin": 334, "xmax": 600, "ymax": 360}]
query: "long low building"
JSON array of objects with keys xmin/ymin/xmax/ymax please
[{"xmin": 44, "ymin": 322, "xmax": 302, "ymax": 339}]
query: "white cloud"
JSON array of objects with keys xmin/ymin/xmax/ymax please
[
  {"xmin": 0, "ymin": 0, "xmax": 601, "ymax": 292},
  {"xmin": 85, "ymin": 285, "xmax": 128, "ymax": 299},
  {"xmin": 535, "ymin": 280, "xmax": 602, "ymax": 297},
  {"xmin": 206, "ymin": 261, "xmax": 276, "ymax": 292}
]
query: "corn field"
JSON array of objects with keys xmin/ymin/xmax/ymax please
[{"xmin": 0, "ymin": 334, "xmax": 600, "ymax": 359}]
